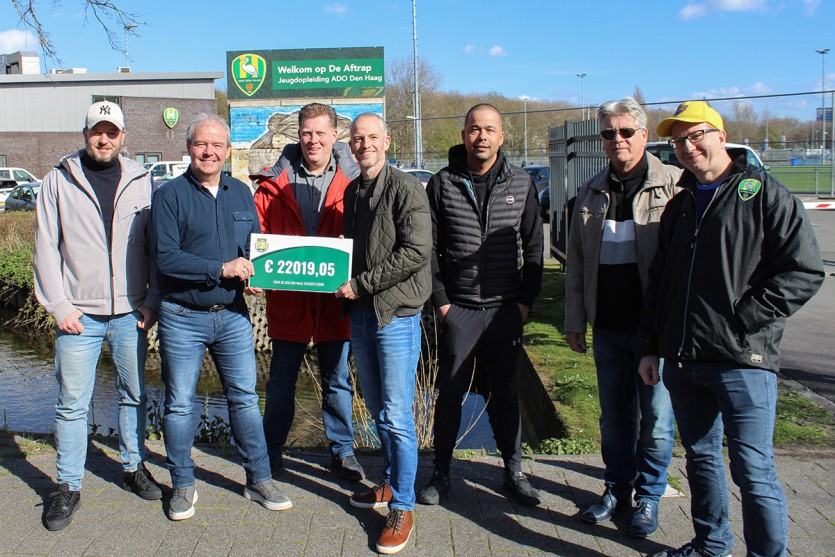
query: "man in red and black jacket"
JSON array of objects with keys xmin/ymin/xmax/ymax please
[{"xmin": 251, "ymin": 103, "xmax": 363, "ymax": 481}]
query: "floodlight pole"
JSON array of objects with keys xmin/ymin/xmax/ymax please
[
  {"xmin": 577, "ymin": 73, "xmax": 587, "ymax": 120},
  {"xmin": 816, "ymin": 49, "xmax": 829, "ymax": 162},
  {"xmin": 124, "ymin": 24, "xmax": 138, "ymax": 68},
  {"xmin": 412, "ymin": 0, "xmax": 423, "ymax": 168}
]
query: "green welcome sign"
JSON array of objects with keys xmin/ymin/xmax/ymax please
[
  {"xmin": 249, "ymin": 234, "xmax": 352, "ymax": 293},
  {"xmin": 227, "ymin": 47, "xmax": 384, "ymax": 100}
]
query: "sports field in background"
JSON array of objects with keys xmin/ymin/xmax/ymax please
[{"xmin": 769, "ymin": 165, "xmax": 835, "ymax": 195}]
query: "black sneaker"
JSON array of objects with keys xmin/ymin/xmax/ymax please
[
  {"xmin": 330, "ymin": 454, "xmax": 365, "ymax": 482},
  {"xmin": 418, "ymin": 470, "xmax": 450, "ymax": 505},
  {"xmin": 503, "ymin": 470, "xmax": 541, "ymax": 507},
  {"xmin": 123, "ymin": 462, "xmax": 163, "ymax": 500},
  {"xmin": 45, "ymin": 483, "xmax": 81, "ymax": 531}
]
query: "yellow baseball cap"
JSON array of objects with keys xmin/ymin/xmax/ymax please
[{"xmin": 656, "ymin": 101, "xmax": 724, "ymax": 137}]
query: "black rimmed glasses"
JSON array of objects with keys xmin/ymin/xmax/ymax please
[
  {"xmin": 600, "ymin": 128, "xmax": 642, "ymax": 140},
  {"xmin": 669, "ymin": 128, "xmax": 720, "ymax": 148}
]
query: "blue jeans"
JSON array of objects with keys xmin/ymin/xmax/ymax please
[
  {"xmin": 158, "ymin": 299, "xmax": 270, "ymax": 488},
  {"xmin": 592, "ymin": 329, "xmax": 674, "ymax": 503},
  {"xmin": 665, "ymin": 362, "xmax": 787, "ymax": 557},
  {"xmin": 263, "ymin": 339, "xmax": 354, "ymax": 458},
  {"xmin": 350, "ymin": 310, "xmax": 420, "ymax": 511},
  {"xmin": 54, "ymin": 311, "xmax": 148, "ymax": 491}
]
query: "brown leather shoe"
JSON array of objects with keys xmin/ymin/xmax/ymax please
[
  {"xmin": 349, "ymin": 481, "xmax": 392, "ymax": 509},
  {"xmin": 376, "ymin": 509, "xmax": 413, "ymax": 554}
]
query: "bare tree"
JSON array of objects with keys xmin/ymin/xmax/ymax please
[
  {"xmin": 632, "ymin": 86, "xmax": 647, "ymax": 106},
  {"xmin": 11, "ymin": 0, "xmax": 143, "ymax": 66}
]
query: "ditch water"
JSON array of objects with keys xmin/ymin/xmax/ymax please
[{"xmin": 0, "ymin": 327, "xmax": 496, "ymax": 451}]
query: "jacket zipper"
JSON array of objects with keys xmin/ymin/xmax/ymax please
[{"xmin": 676, "ymin": 186, "xmax": 720, "ymax": 363}]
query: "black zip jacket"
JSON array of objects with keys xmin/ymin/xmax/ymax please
[
  {"xmin": 427, "ymin": 145, "xmax": 543, "ymax": 309},
  {"xmin": 638, "ymin": 154, "xmax": 824, "ymax": 372}
]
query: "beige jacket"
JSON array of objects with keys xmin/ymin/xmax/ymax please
[{"xmin": 564, "ymin": 153, "xmax": 681, "ymax": 333}]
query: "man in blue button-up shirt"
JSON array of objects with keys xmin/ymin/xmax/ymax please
[{"xmin": 150, "ymin": 113, "xmax": 292, "ymax": 521}]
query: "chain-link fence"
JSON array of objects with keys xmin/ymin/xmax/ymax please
[{"xmin": 392, "ymin": 90, "xmax": 835, "ymax": 194}]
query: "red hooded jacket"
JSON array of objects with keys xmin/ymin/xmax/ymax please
[{"xmin": 251, "ymin": 142, "xmax": 358, "ymax": 343}]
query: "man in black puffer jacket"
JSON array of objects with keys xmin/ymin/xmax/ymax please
[{"xmin": 419, "ymin": 104, "xmax": 543, "ymax": 508}]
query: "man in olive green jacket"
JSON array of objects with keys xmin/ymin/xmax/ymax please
[{"xmin": 336, "ymin": 113, "xmax": 431, "ymax": 555}]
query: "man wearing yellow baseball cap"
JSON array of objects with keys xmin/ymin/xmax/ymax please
[{"xmin": 638, "ymin": 101, "xmax": 825, "ymax": 557}]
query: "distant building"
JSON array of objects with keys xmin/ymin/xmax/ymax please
[{"xmin": 0, "ymin": 52, "xmax": 221, "ymax": 178}]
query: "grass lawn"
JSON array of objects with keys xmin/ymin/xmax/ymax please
[
  {"xmin": 768, "ymin": 165, "xmax": 834, "ymax": 194},
  {"xmin": 523, "ymin": 260, "xmax": 835, "ymax": 454}
]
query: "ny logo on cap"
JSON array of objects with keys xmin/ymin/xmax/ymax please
[{"xmin": 100, "ymin": 106, "xmax": 111, "ymax": 115}]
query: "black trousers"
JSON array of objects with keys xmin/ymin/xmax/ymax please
[{"xmin": 432, "ymin": 302, "xmax": 524, "ymax": 473}]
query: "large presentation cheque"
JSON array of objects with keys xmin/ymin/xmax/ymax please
[{"xmin": 248, "ymin": 234, "xmax": 353, "ymax": 293}]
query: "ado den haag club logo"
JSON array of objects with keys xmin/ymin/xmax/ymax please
[
  {"xmin": 737, "ymin": 179, "xmax": 762, "ymax": 201},
  {"xmin": 231, "ymin": 54, "xmax": 266, "ymax": 97},
  {"xmin": 163, "ymin": 108, "xmax": 179, "ymax": 129}
]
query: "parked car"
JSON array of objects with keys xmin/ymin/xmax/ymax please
[
  {"xmin": 144, "ymin": 161, "xmax": 189, "ymax": 181},
  {"xmin": 5, "ymin": 183, "xmax": 40, "ymax": 211},
  {"xmin": 399, "ymin": 167, "xmax": 434, "ymax": 187},
  {"xmin": 645, "ymin": 142, "xmax": 768, "ymax": 170},
  {"xmin": 0, "ymin": 178, "xmax": 17, "ymax": 211},
  {"xmin": 523, "ymin": 165, "xmax": 550, "ymax": 193},
  {"xmin": 0, "ymin": 167, "xmax": 39, "ymax": 184},
  {"xmin": 538, "ymin": 185, "xmax": 550, "ymax": 223}
]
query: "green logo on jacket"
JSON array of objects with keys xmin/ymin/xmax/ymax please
[{"xmin": 738, "ymin": 179, "xmax": 762, "ymax": 201}]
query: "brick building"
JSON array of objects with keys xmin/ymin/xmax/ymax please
[{"xmin": 0, "ymin": 57, "xmax": 221, "ymax": 179}]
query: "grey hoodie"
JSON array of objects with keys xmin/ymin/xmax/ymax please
[{"xmin": 34, "ymin": 150, "xmax": 159, "ymax": 324}]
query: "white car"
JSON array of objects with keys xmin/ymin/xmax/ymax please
[
  {"xmin": 399, "ymin": 168, "xmax": 434, "ymax": 187},
  {"xmin": 646, "ymin": 142, "xmax": 768, "ymax": 170},
  {"xmin": 0, "ymin": 168, "xmax": 39, "ymax": 210}
]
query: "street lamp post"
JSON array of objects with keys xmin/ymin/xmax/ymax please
[
  {"xmin": 411, "ymin": 0, "xmax": 423, "ymax": 168},
  {"xmin": 520, "ymin": 95, "xmax": 530, "ymax": 165},
  {"xmin": 124, "ymin": 24, "xmax": 138, "ymax": 68},
  {"xmin": 577, "ymin": 73, "xmax": 587, "ymax": 120},
  {"xmin": 817, "ymin": 49, "xmax": 829, "ymax": 162}
]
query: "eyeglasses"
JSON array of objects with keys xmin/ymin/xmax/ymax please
[
  {"xmin": 668, "ymin": 129, "xmax": 720, "ymax": 148},
  {"xmin": 600, "ymin": 128, "xmax": 642, "ymax": 140}
]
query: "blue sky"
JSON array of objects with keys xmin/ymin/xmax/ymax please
[{"xmin": 1, "ymin": 0, "xmax": 832, "ymax": 107}]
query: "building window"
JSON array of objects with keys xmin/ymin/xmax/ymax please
[
  {"xmin": 92, "ymin": 95, "xmax": 121, "ymax": 106},
  {"xmin": 0, "ymin": 155, "xmax": 6, "ymax": 167},
  {"xmin": 135, "ymin": 153, "xmax": 162, "ymax": 165}
]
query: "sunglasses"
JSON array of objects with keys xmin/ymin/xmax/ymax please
[{"xmin": 600, "ymin": 128, "xmax": 643, "ymax": 140}]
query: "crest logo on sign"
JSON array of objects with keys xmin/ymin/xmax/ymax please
[
  {"xmin": 255, "ymin": 237, "xmax": 268, "ymax": 253},
  {"xmin": 231, "ymin": 54, "xmax": 266, "ymax": 97},
  {"xmin": 163, "ymin": 108, "xmax": 179, "ymax": 129},
  {"xmin": 737, "ymin": 179, "xmax": 762, "ymax": 201}
]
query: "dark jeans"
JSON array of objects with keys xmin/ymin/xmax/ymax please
[
  {"xmin": 592, "ymin": 328, "xmax": 674, "ymax": 503},
  {"xmin": 432, "ymin": 303, "xmax": 523, "ymax": 474},
  {"xmin": 263, "ymin": 339, "xmax": 354, "ymax": 459}
]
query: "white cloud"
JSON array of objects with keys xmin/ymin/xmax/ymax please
[
  {"xmin": 690, "ymin": 81, "xmax": 773, "ymax": 98},
  {"xmin": 462, "ymin": 44, "xmax": 476, "ymax": 55},
  {"xmin": 323, "ymin": 3, "xmax": 349, "ymax": 17},
  {"xmin": 0, "ymin": 29, "xmax": 37, "ymax": 56},
  {"xmin": 488, "ymin": 45, "xmax": 507, "ymax": 57},
  {"xmin": 679, "ymin": 0, "xmax": 767, "ymax": 19},
  {"xmin": 802, "ymin": 0, "xmax": 821, "ymax": 15}
]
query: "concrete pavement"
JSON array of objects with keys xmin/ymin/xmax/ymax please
[{"xmin": 0, "ymin": 436, "xmax": 832, "ymax": 556}]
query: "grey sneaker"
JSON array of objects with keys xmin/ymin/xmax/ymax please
[
  {"xmin": 244, "ymin": 479, "xmax": 293, "ymax": 511},
  {"xmin": 168, "ymin": 485, "xmax": 198, "ymax": 521}
]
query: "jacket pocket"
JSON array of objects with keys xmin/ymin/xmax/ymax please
[{"xmin": 232, "ymin": 211, "xmax": 255, "ymax": 250}]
